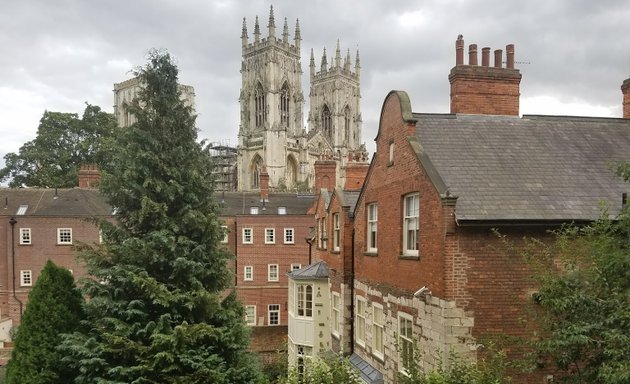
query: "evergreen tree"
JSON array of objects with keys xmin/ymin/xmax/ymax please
[
  {"xmin": 60, "ymin": 50, "xmax": 263, "ymax": 383},
  {"xmin": 5, "ymin": 260, "xmax": 85, "ymax": 384}
]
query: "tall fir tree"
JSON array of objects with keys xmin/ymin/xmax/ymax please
[
  {"xmin": 60, "ymin": 50, "xmax": 263, "ymax": 384},
  {"xmin": 5, "ymin": 260, "xmax": 85, "ymax": 384}
]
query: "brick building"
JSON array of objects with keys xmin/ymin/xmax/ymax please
[
  {"xmin": 0, "ymin": 185, "xmax": 110, "ymax": 344},
  {"xmin": 288, "ymin": 36, "xmax": 630, "ymax": 383}
]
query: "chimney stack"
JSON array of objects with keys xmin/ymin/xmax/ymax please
[
  {"xmin": 314, "ymin": 160, "xmax": 337, "ymax": 192},
  {"xmin": 449, "ymin": 36, "xmax": 522, "ymax": 116},
  {"xmin": 343, "ymin": 162, "xmax": 368, "ymax": 191},
  {"xmin": 78, "ymin": 164, "xmax": 100, "ymax": 188},
  {"xmin": 622, "ymin": 78, "xmax": 630, "ymax": 118}
]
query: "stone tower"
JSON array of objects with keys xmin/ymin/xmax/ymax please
[
  {"xmin": 238, "ymin": 6, "xmax": 306, "ymax": 191},
  {"xmin": 237, "ymin": 6, "xmax": 368, "ymax": 192},
  {"xmin": 308, "ymin": 41, "xmax": 364, "ymax": 177}
]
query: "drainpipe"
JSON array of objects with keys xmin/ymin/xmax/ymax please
[
  {"xmin": 234, "ymin": 220, "xmax": 238, "ymax": 287},
  {"xmin": 349, "ymin": 226, "xmax": 355, "ymax": 355},
  {"xmin": 9, "ymin": 217, "xmax": 23, "ymax": 322}
]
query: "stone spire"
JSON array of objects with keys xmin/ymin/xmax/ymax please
[
  {"xmin": 344, "ymin": 48, "xmax": 351, "ymax": 71},
  {"xmin": 267, "ymin": 5, "xmax": 276, "ymax": 38},
  {"xmin": 355, "ymin": 49, "xmax": 361, "ymax": 78},
  {"xmin": 241, "ymin": 17, "xmax": 248, "ymax": 48},
  {"xmin": 335, "ymin": 39, "xmax": 341, "ymax": 68},
  {"xmin": 282, "ymin": 17, "xmax": 289, "ymax": 43},
  {"xmin": 310, "ymin": 48, "xmax": 316, "ymax": 78},
  {"xmin": 254, "ymin": 16, "xmax": 260, "ymax": 43},
  {"xmin": 321, "ymin": 48, "xmax": 328, "ymax": 73},
  {"xmin": 294, "ymin": 18, "xmax": 301, "ymax": 50}
]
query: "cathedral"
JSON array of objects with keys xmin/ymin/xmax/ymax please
[{"xmin": 237, "ymin": 6, "xmax": 368, "ymax": 192}]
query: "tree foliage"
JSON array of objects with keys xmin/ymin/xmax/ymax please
[
  {"xmin": 59, "ymin": 50, "xmax": 263, "ymax": 383},
  {"xmin": 5, "ymin": 260, "xmax": 85, "ymax": 384},
  {"xmin": 0, "ymin": 104, "xmax": 118, "ymax": 188},
  {"xmin": 520, "ymin": 165, "xmax": 630, "ymax": 383},
  {"xmin": 280, "ymin": 355, "xmax": 362, "ymax": 384}
]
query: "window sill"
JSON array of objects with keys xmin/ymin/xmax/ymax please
[
  {"xmin": 372, "ymin": 352, "xmax": 385, "ymax": 363},
  {"xmin": 332, "ymin": 331, "xmax": 340, "ymax": 340},
  {"xmin": 399, "ymin": 254, "xmax": 419, "ymax": 260},
  {"xmin": 331, "ymin": 250, "xmax": 341, "ymax": 255},
  {"xmin": 364, "ymin": 251, "xmax": 378, "ymax": 257}
]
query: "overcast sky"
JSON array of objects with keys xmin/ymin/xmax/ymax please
[{"xmin": 1, "ymin": 0, "xmax": 629, "ymax": 160}]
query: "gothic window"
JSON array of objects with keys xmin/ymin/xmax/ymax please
[
  {"xmin": 322, "ymin": 105, "xmax": 332, "ymax": 141},
  {"xmin": 255, "ymin": 82, "xmax": 266, "ymax": 128},
  {"xmin": 286, "ymin": 156, "xmax": 298, "ymax": 187},
  {"xmin": 344, "ymin": 105, "xmax": 351, "ymax": 145},
  {"xmin": 280, "ymin": 82, "xmax": 290, "ymax": 126},
  {"xmin": 251, "ymin": 156, "xmax": 263, "ymax": 189}
]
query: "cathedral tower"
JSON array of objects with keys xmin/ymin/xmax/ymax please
[{"xmin": 238, "ymin": 6, "xmax": 306, "ymax": 191}]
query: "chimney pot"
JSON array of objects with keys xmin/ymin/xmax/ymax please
[
  {"xmin": 455, "ymin": 35, "xmax": 464, "ymax": 65},
  {"xmin": 468, "ymin": 44, "xmax": 478, "ymax": 66},
  {"xmin": 506, "ymin": 44, "xmax": 515, "ymax": 69},
  {"xmin": 481, "ymin": 47, "xmax": 490, "ymax": 66},
  {"xmin": 494, "ymin": 49, "xmax": 503, "ymax": 68}
]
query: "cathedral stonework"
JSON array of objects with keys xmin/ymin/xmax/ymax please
[{"xmin": 237, "ymin": 6, "xmax": 368, "ymax": 192}]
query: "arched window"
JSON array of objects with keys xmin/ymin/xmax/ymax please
[
  {"xmin": 344, "ymin": 105, "xmax": 351, "ymax": 145},
  {"xmin": 280, "ymin": 82, "xmax": 290, "ymax": 126},
  {"xmin": 296, "ymin": 284, "xmax": 313, "ymax": 318},
  {"xmin": 322, "ymin": 105, "xmax": 332, "ymax": 140},
  {"xmin": 286, "ymin": 156, "xmax": 298, "ymax": 187},
  {"xmin": 251, "ymin": 156, "xmax": 263, "ymax": 189},
  {"xmin": 255, "ymin": 83, "xmax": 266, "ymax": 128}
]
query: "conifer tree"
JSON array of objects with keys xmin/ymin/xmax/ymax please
[
  {"xmin": 5, "ymin": 260, "xmax": 85, "ymax": 384},
  {"xmin": 61, "ymin": 50, "xmax": 263, "ymax": 383}
]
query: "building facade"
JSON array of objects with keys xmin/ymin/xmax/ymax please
[
  {"xmin": 237, "ymin": 6, "xmax": 367, "ymax": 192},
  {"xmin": 288, "ymin": 36, "xmax": 630, "ymax": 383}
]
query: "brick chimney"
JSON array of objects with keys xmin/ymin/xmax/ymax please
[
  {"xmin": 314, "ymin": 160, "xmax": 337, "ymax": 192},
  {"xmin": 78, "ymin": 164, "xmax": 100, "ymax": 188},
  {"xmin": 343, "ymin": 162, "xmax": 368, "ymax": 191},
  {"xmin": 622, "ymin": 78, "xmax": 630, "ymax": 118},
  {"xmin": 449, "ymin": 35, "xmax": 522, "ymax": 116},
  {"xmin": 259, "ymin": 166, "xmax": 269, "ymax": 201}
]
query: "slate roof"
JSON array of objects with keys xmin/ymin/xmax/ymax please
[
  {"xmin": 414, "ymin": 114, "xmax": 630, "ymax": 222},
  {"xmin": 287, "ymin": 260, "xmax": 329, "ymax": 280},
  {"xmin": 348, "ymin": 352, "xmax": 384, "ymax": 384},
  {"xmin": 0, "ymin": 188, "xmax": 111, "ymax": 217},
  {"xmin": 216, "ymin": 192, "xmax": 316, "ymax": 216},
  {"xmin": 337, "ymin": 190, "xmax": 361, "ymax": 212}
]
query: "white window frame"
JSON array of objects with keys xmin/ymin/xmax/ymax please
[
  {"xmin": 403, "ymin": 193, "xmax": 419, "ymax": 256},
  {"xmin": 355, "ymin": 296, "xmax": 366, "ymax": 347},
  {"xmin": 291, "ymin": 263, "xmax": 301, "ymax": 271},
  {"xmin": 57, "ymin": 228, "xmax": 73, "ymax": 245},
  {"xmin": 268, "ymin": 264, "xmax": 279, "ymax": 282},
  {"xmin": 242, "ymin": 228, "xmax": 253, "ymax": 244},
  {"xmin": 265, "ymin": 228, "xmax": 275, "ymax": 244},
  {"xmin": 398, "ymin": 312, "xmax": 414, "ymax": 374},
  {"xmin": 332, "ymin": 292, "xmax": 341, "ymax": 336},
  {"xmin": 284, "ymin": 228, "xmax": 294, "ymax": 244},
  {"xmin": 278, "ymin": 206, "xmax": 286, "ymax": 215},
  {"xmin": 372, "ymin": 303, "xmax": 384, "ymax": 359},
  {"xmin": 20, "ymin": 270, "xmax": 32, "ymax": 287},
  {"xmin": 332, "ymin": 213, "xmax": 340, "ymax": 251},
  {"xmin": 268, "ymin": 304, "xmax": 280, "ymax": 325},
  {"xmin": 250, "ymin": 206, "xmax": 259, "ymax": 215},
  {"xmin": 245, "ymin": 305, "xmax": 256, "ymax": 325},
  {"xmin": 296, "ymin": 283, "xmax": 313, "ymax": 318},
  {"xmin": 221, "ymin": 225, "xmax": 229, "ymax": 243},
  {"xmin": 244, "ymin": 266, "xmax": 253, "ymax": 281},
  {"xmin": 367, "ymin": 203, "xmax": 378, "ymax": 252},
  {"xmin": 19, "ymin": 228, "xmax": 32, "ymax": 245}
]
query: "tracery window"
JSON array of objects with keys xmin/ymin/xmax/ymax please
[
  {"xmin": 344, "ymin": 105, "xmax": 351, "ymax": 145},
  {"xmin": 255, "ymin": 82, "xmax": 266, "ymax": 128},
  {"xmin": 322, "ymin": 105, "xmax": 332, "ymax": 140},
  {"xmin": 280, "ymin": 82, "xmax": 290, "ymax": 125}
]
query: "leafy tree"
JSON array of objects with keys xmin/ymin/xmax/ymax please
[
  {"xmin": 280, "ymin": 354, "xmax": 362, "ymax": 384},
  {"xmin": 0, "ymin": 104, "xmax": 118, "ymax": 188},
  {"xmin": 5, "ymin": 260, "xmax": 85, "ymax": 384},
  {"xmin": 514, "ymin": 164, "xmax": 630, "ymax": 384},
  {"xmin": 59, "ymin": 50, "xmax": 263, "ymax": 383}
]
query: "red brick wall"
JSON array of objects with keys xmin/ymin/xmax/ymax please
[
  {"xmin": 449, "ymin": 66, "xmax": 522, "ymax": 116},
  {"xmin": 622, "ymin": 78, "xmax": 630, "ymax": 118},
  {"xmin": 1, "ymin": 215, "xmax": 101, "ymax": 326},
  {"xmin": 234, "ymin": 214, "xmax": 314, "ymax": 326},
  {"xmin": 353, "ymin": 92, "xmax": 448, "ymax": 298}
]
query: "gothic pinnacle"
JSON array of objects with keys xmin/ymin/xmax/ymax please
[
  {"xmin": 254, "ymin": 16, "xmax": 260, "ymax": 43},
  {"xmin": 321, "ymin": 47, "xmax": 328, "ymax": 72},
  {"xmin": 335, "ymin": 39, "xmax": 341, "ymax": 68},
  {"xmin": 294, "ymin": 18, "xmax": 301, "ymax": 50},
  {"xmin": 241, "ymin": 17, "xmax": 248, "ymax": 47},
  {"xmin": 268, "ymin": 5, "xmax": 276, "ymax": 37},
  {"xmin": 282, "ymin": 17, "xmax": 289, "ymax": 43}
]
